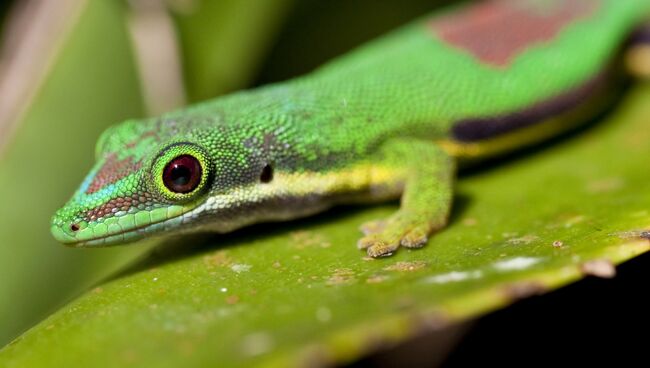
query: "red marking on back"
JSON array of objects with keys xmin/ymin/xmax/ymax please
[
  {"xmin": 86, "ymin": 153, "xmax": 142, "ymax": 194},
  {"xmin": 430, "ymin": 0, "xmax": 598, "ymax": 66}
]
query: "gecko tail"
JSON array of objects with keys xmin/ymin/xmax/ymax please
[{"xmin": 626, "ymin": 23, "xmax": 650, "ymax": 79}]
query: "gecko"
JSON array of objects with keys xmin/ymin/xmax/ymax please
[{"xmin": 51, "ymin": 0, "xmax": 650, "ymax": 257}]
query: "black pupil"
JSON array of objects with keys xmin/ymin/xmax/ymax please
[
  {"xmin": 163, "ymin": 155, "xmax": 202, "ymax": 193},
  {"xmin": 170, "ymin": 165, "xmax": 191, "ymax": 186}
]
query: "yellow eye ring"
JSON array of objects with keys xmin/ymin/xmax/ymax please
[{"xmin": 151, "ymin": 143, "xmax": 212, "ymax": 201}]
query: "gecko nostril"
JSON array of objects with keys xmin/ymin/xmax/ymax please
[{"xmin": 70, "ymin": 223, "xmax": 80, "ymax": 232}]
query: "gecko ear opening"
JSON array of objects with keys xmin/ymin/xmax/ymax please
[
  {"xmin": 151, "ymin": 143, "xmax": 212, "ymax": 202},
  {"xmin": 260, "ymin": 163, "xmax": 273, "ymax": 183}
]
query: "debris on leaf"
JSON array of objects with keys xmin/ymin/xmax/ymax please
[{"xmin": 580, "ymin": 259, "xmax": 616, "ymax": 278}]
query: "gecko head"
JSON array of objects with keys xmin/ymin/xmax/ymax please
[{"xmin": 50, "ymin": 117, "xmax": 217, "ymax": 247}]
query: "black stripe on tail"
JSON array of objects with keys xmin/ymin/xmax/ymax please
[{"xmin": 451, "ymin": 72, "xmax": 608, "ymax": 142}]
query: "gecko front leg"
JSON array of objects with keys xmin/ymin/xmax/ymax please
[{"xmin": 359, "ymin": 139, "xmax": 456, "ymax": 257}]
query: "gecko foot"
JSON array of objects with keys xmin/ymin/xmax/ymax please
[{"xmin": 357, "ymin": 212, "xmax": 439, "ymax": 257}]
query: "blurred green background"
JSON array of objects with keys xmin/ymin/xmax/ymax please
[{"xmin": 0, "ymin": 0, "xmax": 448, "ymax": 349}]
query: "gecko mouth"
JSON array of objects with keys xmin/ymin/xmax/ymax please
[{"xmin": 51, "ymin": 204, "xmax": 191, "ymax": 247}]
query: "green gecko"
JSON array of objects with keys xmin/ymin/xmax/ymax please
[{"xmin": 51, "ymin": 0, "xmax": 650, "ymax": 257}]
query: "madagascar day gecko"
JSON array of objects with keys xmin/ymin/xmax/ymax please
[{"xmin": 51, "ymin": 0, "xmax": 650, "ymax": 257}]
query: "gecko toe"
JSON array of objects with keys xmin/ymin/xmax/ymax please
[
  {"xmin": 359, "ymin": 233, "xmax": 400, "ymax": 257},
  {"xmin": 400, "ymin": 225, "xmax": 429, "ymax": 248},
  {"xmin": 358, "ymin": 213, "xmax": 439, "ymax": 257},
  {"xmin": 367, "ymin": 241, "xmax": 399, "ymax": 257},
  {"xmin": 401, "ymin": 232, "xmax": 428, "ymax": 248}
]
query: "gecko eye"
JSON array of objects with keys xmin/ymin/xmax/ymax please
[
  {"xmin": 152, "ymin": 143, "xmax": 211, "ymax": 201},
  {"xmin": 162, "ymin": 155, "xmax": 202, "ymax": 193}
]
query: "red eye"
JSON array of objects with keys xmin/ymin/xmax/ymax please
[{"xmin": 162, "ymin": 155, "xmax": 202, "ymax": 193}]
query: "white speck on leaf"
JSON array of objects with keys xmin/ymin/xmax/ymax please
[
  {"xmin": 231, "ymin": 264, "xmax": 252, "ymax": 273},
  {"xmin": 506, "ymin": 234, "xmax": 539, "ymax": 245},
  {"xmin": 493, "ymin": 257, "xmax": 542, "ymax": 271},
  {"xmin": 423, "ymin": 270, "xmax": 483, "ymax": 284},
  {"xmin": 220, "ymin": 287, "xmax": 228, "ymax": 293}
]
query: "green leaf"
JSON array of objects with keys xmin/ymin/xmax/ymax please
[
  {"xmin": 172, "ymin": 0, "xmax": 294, "ymax": 101},
  {"xmin": 2, "ymin": 82, "xmax": 649, "ymax": 366}
]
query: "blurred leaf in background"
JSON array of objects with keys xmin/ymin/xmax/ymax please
[
  {"xmin": 172, "ymin": 0, "xmax": 294, "ymax": 102},
  {"xmin": 255, "ymin": 0, "xmax": 455, "ymax": 84},
  {"xmin": 0, "ymin": 0, "xmax": 148, "ymax": 346},
  {"xmin": 0, "ymin": 3, "xmax": 12, "ymax": 37}
]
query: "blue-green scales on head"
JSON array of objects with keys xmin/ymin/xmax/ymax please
[{"xmin": 51, "ymin": 116, "xmax": 217, "ymax": 246}]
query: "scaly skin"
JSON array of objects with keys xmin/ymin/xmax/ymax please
[{"xmin": 51, "ymin": 0, "xmax": 650, "ymax": 257}]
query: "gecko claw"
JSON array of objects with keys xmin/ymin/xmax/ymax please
[
  {"xmin": 366, "ymin": 242, "xmax": 398, "ymax": 257},
  {"xmin": 358, "ymin": 213, "xmax": 443, "ymax": 257},
  {"xmin": 400, "ymin": 226, "xmax": 429, "ymax": 248}
]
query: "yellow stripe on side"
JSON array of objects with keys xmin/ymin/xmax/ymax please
[
  {"xmin": 268, "ymin": 163, "xmax": 405, "ymax": 200},
  {"xmin": 219, "ymin": 162, "xmax": 405, "ymax": 208}
]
